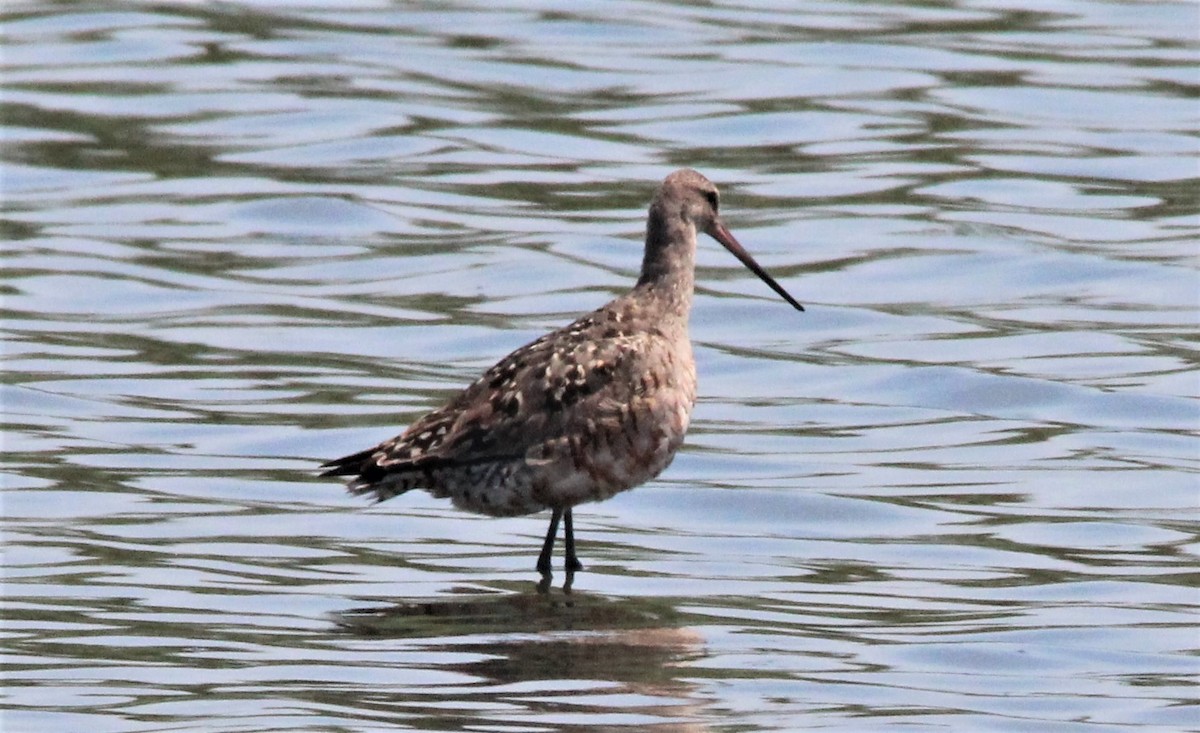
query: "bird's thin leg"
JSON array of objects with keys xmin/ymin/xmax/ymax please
[
  {"xmin": 537, "ymin": 508, "xmax": 562, "ymax": 576},
  {"xmin": 564, "ymin": 508, "xmax": 583, "ymax": 572}
]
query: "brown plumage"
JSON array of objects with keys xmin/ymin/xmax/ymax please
[{"xmin": 321, "ymin": 169, "xmax": 803, "ymax": 576}]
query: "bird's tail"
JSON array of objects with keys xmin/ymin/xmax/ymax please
[
  {"xmin": 319, "ymin": 448, "xmax": 419, "ymax": 503},
  {"xmin": 318, "ymin": 447, "xmax": 377, "ymax": 478}
]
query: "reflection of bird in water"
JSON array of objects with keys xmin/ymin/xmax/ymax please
[
  {"xmin": 335, "ymin": 591, "xmax": 708, "ymax": 727},
  {"xmin": 322, "ymin": 169, "xmax": 803, "ymax": 578}
]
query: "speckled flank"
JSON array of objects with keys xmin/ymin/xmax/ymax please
[{"xmin": 320, "ymin": 168, "xmax": 802, "ymax": 573}]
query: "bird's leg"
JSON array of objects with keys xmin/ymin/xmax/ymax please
[
  {"xmin": 563, "ymin": 508, "xmax": 583, "ymax": 572},
  {"xmin": 537, "ymin": 507, "xmax": 563, "ymax": 576}
]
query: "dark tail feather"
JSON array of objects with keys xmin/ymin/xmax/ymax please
[
  {"xmin": 320, "ymin": 447, "xmax": 424, "ymax": 503},
  {"xmin": 319, "ymin": 447, "xmax": 379, "ymax": 477}
]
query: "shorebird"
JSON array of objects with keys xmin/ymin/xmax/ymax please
[{"xmin": 321, "ymin": 168, "xmax": 803, "ymax": 578}]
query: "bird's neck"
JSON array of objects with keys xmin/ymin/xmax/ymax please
[{"xmin": 635, "ymin": 209, "xmax": 696, "ymax": 322}]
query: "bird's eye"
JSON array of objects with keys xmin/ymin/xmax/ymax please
[{"xmin": 703, "ymin": 190, "xmax": 719, "ymax": 211}]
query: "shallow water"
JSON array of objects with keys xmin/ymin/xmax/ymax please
[{"xmin": 3, "ymin": 1, "xmax": 1198, "ymax": 731}]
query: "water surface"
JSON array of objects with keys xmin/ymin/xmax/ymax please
[{"xmin": 3, "ymin": 1, "xmax": 1197, "ymax": 731}]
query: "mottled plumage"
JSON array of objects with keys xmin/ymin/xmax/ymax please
[{"xmin": 321, "ymin": 169, "xmax": 803, "ymax": 576}]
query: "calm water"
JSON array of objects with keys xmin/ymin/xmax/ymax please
[{"xmin": 3, "ymin": 1, "xmax": 1198, "ymax": 731}]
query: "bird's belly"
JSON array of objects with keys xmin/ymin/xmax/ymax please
[
  {"xmin": 428, "ymin": 439, "xmax": 681, "ymax": 518},
  {"xmin": 427, "ymin": 461, "xmax": 545, "ymax": 517},
  {"xmin": 427, "ymin": 389, "xmax": 695, "ymax": 517},
  {"xmin": 530, "ymin": 391, "xmax": 694, "ymax": 508}
]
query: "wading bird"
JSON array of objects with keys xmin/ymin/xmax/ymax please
[{"xmin": 321, "ymin": 169, "xmax": 803, "ymax": 579}]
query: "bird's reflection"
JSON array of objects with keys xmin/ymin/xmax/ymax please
[
  {"xmin": 332, "ymin": 584, "xmax": 709, "ymax": 730},
  {"xmin": 336, "ymin": 582, "xmax": 689, "ymax": 642}
]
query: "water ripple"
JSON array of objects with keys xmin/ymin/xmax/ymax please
[{"xmin": 3, "ymin": 2, "xmax": 1196, "ymax": 731}]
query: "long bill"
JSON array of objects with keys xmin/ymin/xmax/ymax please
[{"xmin": 707, "ymin": 219, "xmax": 805, "ymax": 311}]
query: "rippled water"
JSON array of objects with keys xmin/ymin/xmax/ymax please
[{"xmin": 4, "ymin": 1, "xmax": 1198, "ymax": 731}]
